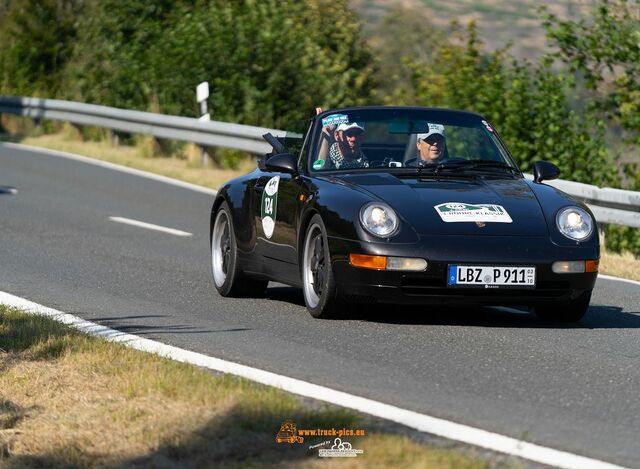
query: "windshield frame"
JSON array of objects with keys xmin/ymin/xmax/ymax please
[{"xmin": 307, "ymin": 106, "xmax": 521, "ymax": 177}]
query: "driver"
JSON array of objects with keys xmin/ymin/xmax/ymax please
[
  {"xmin": 406, "ymin": 123, "xmax": 447, "ymax": 166},
  {"xmin": 328, "ymin": 122, "xmax": 369, "ymax": 169}
]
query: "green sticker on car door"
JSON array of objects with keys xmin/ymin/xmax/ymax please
[{"xmin": 261, "ymin": 176, "xmax": 280, "ymax": 238}]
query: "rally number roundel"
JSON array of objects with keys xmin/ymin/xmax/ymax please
[{"xmin": 261, "ymin": 176, "xmax": 280, "ymax": 239}]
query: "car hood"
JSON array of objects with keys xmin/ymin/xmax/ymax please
[{"xmin": 333, "ymin": 173, "xmax": 549, "ymax": 236}]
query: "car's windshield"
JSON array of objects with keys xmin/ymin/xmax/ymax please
[{"xmin": 311, "ymin": 108, "xmax": 517, "ymax": 174}]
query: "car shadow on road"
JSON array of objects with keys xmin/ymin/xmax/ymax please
[
  {"xmin": 355, "ymin": 303, "xmax": 640, "ymax": 329},
  {"xmin": 264, "ymin": 285, "xmax": 305, "ymax": 307},
  {"xmin": 262, "ymin": 285, "xmax": 640, "ymax": 329}
]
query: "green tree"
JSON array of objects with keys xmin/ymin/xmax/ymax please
[
  {"xmin": 63, "ymin": 0, "xmax": 190, "ymax": 111},
  {"xmin": 0, "ymin": 0, "xmax": 82, "ymax": 95},
  {"xmin": 542, "ymin": 0, "xmax": 640, "ymax": 145},
  {"xmin": 66, "ymin": 0, "xmax": 376, "ymax": 132},
  {"xmin": 543, "ymin": 1, "xmax": 640, "ymax": 254},
  {"xmin": 368, "ymin": 5, "xmax": 443, "ymax": 105}
]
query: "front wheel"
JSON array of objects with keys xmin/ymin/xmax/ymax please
[
  {"xmin": 534, "ymin": 290, "xmax": 592, "ymax": 323},
  {"xmin": 211, "ymin": 201, "xmax": 267, "ymax": 297},
  {"xmin": 301, "ymin": 215, "xmax": 343, "ymax": 318}
]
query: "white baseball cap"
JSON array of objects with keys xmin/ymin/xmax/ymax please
[
  {"xmin": 417, "ymin": 123, "xmax": 445, "ymax": 141},
  {"xmin": 337, "ymin": 122, "xmax": 365, "ymax": 132}
]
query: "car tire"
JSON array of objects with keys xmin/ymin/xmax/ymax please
[
  {"xmin": 534, "ymin": 290, "xmax": 592, "ymax": 323},
  {"xmin": 301, "ymin": 214, "xmax": 344, "ymax": 318},
  {"xmin": 211, "ymin": 201, "xmax": 267, "ymax": 297}
]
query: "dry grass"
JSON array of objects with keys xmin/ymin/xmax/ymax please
[
  {"xmin": 600, "ymin": 250, "xmax": 640, "ymax": 282},
  {"xmin": 4, "ymin": 125, "xmax": 256, "ymax": 190},
  {"xmin": 0, "ymin": 306, "xmax": 510, "ymax": 468}
]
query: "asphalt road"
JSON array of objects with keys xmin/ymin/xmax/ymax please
[{"xmin": 2, "ymin": 143, "xmax": 640, "ymax": 467}]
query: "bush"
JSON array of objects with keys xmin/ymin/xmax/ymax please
[{"xmin": 64, "ymin": 0, "xmax": 376, "ymax": 134}]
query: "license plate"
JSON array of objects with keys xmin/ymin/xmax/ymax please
[{"xmin": 447, "ymin": 265, "xmax": 536, "ymax": 288}]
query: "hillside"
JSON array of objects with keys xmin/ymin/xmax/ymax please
[{"xmin": 353, "ymin": 0, "xmax": 594, "ymax": 60}]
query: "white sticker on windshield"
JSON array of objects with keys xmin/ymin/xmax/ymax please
[
  {"xmin": 322, "ymin": 114, "xmax": 349, "ymax": 127},
  {"xmin": 481, "ymin": 120, "xmax": 494, "ymax": 132},
  {"xmin": 435, "ymin": 203, "xmax": 512, "ymax": 223}
]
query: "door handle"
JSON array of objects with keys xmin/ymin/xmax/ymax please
[{"xmin": 254, "ymin": 184, "xmax": 265, "ymax": 193}]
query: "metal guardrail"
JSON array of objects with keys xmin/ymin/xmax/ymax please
[
  {"xmin": 543, "ymin": 178, "xmax": 640, "ymax": 229},
  {"xmin": 0, "ymin": 96, "xmax": 300, "ymax": 155},
  {"xmin": 1, "ymin": 96, "xmax": 638, "ymax": 228},
  {"xmin": 521, "ymin": 175, "xmax": 640, "ymax": 228}
]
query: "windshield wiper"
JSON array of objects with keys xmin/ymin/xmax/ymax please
[
  {"xmin": 422, "ymin": 159, "xmax": 519, "ymax": 175},
  {"xmin": 410, "ymin": 159, "xmax": 518, "ymax": 179},
  {"xmin": 415, "ymin": 161, "xmax": 476, "ymax": 179},
  {"xmin": 460, "ymin": 160, "xmax": 520, "ymax": 174}
]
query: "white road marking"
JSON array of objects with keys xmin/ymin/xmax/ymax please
[
  {"xmin": 109, "ymin": 216, "xmax": 192, "ymax": 237},
  {"xmin": 0, "ymin": 186, "xmax": 18, "ymax": 194},
  {"xmin": 0, "ymin": 291, "xmax": 626, "ymax": 469}
]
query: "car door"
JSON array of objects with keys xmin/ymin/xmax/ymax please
[
  {"xmin": 252, "ymin": 170, "xmax": 301, "ymax": 278},
  {"xmin": 252, "ymin": 123, "xmax": 314, "ymax": 283}
]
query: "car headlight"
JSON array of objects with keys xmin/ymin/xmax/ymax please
[
  {"xmin": 360, "ymin": 202, "xmax": 398, "ymax": 237},
  {"xmin": 556, "ymin": 207, "xmax": 593, "ymax": 241}
]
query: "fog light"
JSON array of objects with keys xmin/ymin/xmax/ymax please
[
  {"xmin": 387, "ymin": 257, "xmax": 428, "ymax": 271},
  {"xmin": 552, "ymin": 261, "xmax": 585, "ymax": 274}
]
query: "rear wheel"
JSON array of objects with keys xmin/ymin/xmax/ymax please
[
  {"xmin": 302, "ymin": 215, "xmax": 343, "ymax": 318},
  {"xmin": 534, "ymin": 290, "xmax": 592, "ymax": 323},
  {"xmin": 211, "ymin": 202, "xmax": 267, "ymax": 297}
]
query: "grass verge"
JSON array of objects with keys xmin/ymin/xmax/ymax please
[
  {"xmin": 3, "ymin": 126, "xmax": 640, "ymax": 283},
  {"xmin": 0, "ymin": 306, "xmax": 515, "ymax": 468},
  {"xmin": 600, "ymin": 250, "xmax": 640, "ymax": 283}
]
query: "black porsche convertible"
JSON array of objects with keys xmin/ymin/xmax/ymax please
[{"xmin": 210, "ymin": 107, "xmax": 599, "ymax": 321}]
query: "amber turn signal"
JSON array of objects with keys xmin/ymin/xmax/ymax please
[
  {"xmin": 349, "ymin": 254, "xmax": 387, "ymax": 270},
  {"xmin": 585, "ymin": 259, "xmax": 599, "ymax": 272}
]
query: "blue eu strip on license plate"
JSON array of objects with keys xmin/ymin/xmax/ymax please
[{"xmin": 448, "ymin": 265, "xmax": 458, "ymax": 285}]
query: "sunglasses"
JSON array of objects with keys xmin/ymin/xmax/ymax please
[{"xmin": 422, "ymin": 135, "xmax": 444, "ymax": 144}]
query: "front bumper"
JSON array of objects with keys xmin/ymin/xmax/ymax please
[{"xmin": 329, "ymin": 235, "xmax": 598, "ymax": 306}]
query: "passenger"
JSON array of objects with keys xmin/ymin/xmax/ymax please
[
  {"xmin": 406, "ymin": 123, "xmax": 447, "ymax": 166},
  {"xmin": 329, "ymin": 122, "xmax": 369, "ymax": 169},
  {"xmin": 316, "ymin": 107, "xmax": 337, "ymax": 165}
]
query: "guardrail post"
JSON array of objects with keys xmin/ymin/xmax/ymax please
[
  {"xmin": 200, "ymin": 144, "xmax": 209, "ymax": 167},
  {"xmin": 196, "ymin": 82, "xmax": 210, "ymax": 167}
]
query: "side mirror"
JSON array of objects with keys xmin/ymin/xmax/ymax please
[
  {"xmin": 265, "ymin": 152, "xmax": 298, "ymax": 174},
  {"xmin": 533, "ymin": 161, "xmax": 560, "ymax": 183}
]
